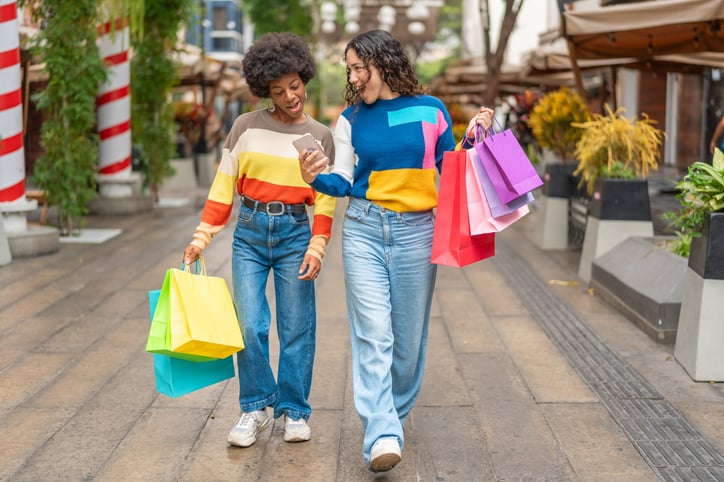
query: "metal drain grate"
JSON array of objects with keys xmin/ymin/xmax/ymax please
[{"xmin": 493, "ymin": 241, "xmax": 724, "ymax": 481}]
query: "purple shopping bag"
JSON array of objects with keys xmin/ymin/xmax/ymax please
[
  {"xmin": 469, "ymin": 146, "xmax": 534, "ymax": 218},
  {"xmin": 465, "ymin": 150, "xmax": 529, "ymax": 235},
  {"xmin": 474, "ymin": 128, "xmax": 543, "ymax": 203}
]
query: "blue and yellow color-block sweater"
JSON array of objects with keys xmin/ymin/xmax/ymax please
[{"xmin": 311, "ymin": 95, "xmax": 456, "ymax": 212}]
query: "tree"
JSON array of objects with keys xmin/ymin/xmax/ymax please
[
  {"xmin": 242, "ymin": 0, "xmax": 314, "ymax": 39},
  {"xmin": 481, "ymin": 0, "xmax": 525, "ymax": 106},
  {"xmin": 131, "ymin": 0, "xmax": 194, "ymax": 200},
  {"xmin": 463, "ymin": 0, "xmax": 526, "ymax": 107}
]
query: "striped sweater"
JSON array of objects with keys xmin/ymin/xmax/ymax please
[
  {"xmin": 190, "ymin": 109, "xmax": 336, "ymax": 250},
  {"xmin": 310, "ymin": 95, "xmax": 455, "ymax": 212}
]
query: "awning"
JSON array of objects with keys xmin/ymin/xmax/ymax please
[
  {"xmin": 561, "ymin": 0, "xmax": 724, "ymax": 95},
  {"xmin": 563, "ymin": 0, "xmax": 724, "ymax": 60}
]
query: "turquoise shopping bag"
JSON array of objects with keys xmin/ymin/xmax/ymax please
[{"xmin": 148, "ymin": 290, "xmax": 235, "ymax": 398}]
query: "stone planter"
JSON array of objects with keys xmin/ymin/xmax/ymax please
[
  {"xmin": 674, "ymin": 212, "xmax": 724, "ymax": 381},
  {"xmin": 534, "ymin": 163, "xmax": 578, "ymax": 250},
  {"xmin": 591, "ymin": 237, "xmax": 686, "ymax": 344},
  {"xmin": 161, "ymin": 157, "xmax": 198, "ymax": 192},
  {"xmin": 578, "ymin": 178, "xmax": 654, "ymax": 283}
]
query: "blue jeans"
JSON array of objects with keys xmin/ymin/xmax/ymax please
[
  {"xmin": 231, "ymin": 202, "xmax": 316, "ymax": 421},
  {"xmin": 342, "ymin": 197, "xmax": 437, "ymax": 462}
]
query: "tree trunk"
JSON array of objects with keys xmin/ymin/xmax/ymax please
[{"xmin": 477, "ymin": 0, "xmax": 525, "ymax": 107}]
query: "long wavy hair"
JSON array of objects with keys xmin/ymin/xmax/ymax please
[{"xmin": 343, "ymin": 29, "xmax": 425, "ymax": 106}]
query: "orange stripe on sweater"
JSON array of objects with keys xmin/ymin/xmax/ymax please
[{"xmin": 200, "ymin": 198, "xmax": 232, "ymax": 226}]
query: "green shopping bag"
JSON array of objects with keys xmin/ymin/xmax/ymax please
[{"xmin": 146, "ymin": 264, "xmax": 215, "ymax": 361}]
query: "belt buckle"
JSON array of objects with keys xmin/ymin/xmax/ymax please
[{"xmin": 266, "ymin": 201, "xmax": 285, "ymax": 216}]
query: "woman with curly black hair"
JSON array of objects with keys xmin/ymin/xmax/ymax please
[
  {"xmin": 299, "ymin": 29, "xmax": 493, "ymax": 472},
  {"xmin": 183, "ymin": 32, "xmax": 335, "ymax": 448}
]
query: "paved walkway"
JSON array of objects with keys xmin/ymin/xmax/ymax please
[{"xmin": 1, "ymin": 188, "xmax": 723, "ymax": 481}]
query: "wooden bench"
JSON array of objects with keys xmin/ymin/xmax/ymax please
[{"xmin": 25, "ymin": 190, "xmax": 49, "ymax": 225}]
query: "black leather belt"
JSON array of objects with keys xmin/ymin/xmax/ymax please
[{"xmin": 241, "ymin": 195, "xmax": 306, "ymax": 216}]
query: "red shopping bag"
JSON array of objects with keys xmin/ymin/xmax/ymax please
[
  {"xmin": 431, "ymin": 150, "xmax": 495, "ymax": 267},
  {"xmin": 465, "ymin": 150, "xmax": 529, "ymax": 235}
]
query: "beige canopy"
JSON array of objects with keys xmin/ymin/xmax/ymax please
[
  {"xmin": 563, "ymin": 0, "xmax": 724, "ymax": 60},
  {"xmin": 560, "ymin": 0, "xmax": 724, "ymax": 95}
]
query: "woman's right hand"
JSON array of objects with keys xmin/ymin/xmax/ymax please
[
  {"xmin": 183, "ymin": 244, "xmax": 202, "ymax": 265},
  {"xmin": 298, "ymin": 149, "xmax": 329, "ymax": 184}
]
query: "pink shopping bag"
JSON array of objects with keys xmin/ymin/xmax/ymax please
[{"xmin": 465, "ymin": 150, "xmax": 529, "ymax": 235}]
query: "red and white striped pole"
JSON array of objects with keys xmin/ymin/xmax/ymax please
[
  {"xmin": 0, "ymin": 1, "xmax": 26, "ymax": 209},
  {"xmin": 96, "ymin": 17, "xmax": 132, "ymax": 196}
]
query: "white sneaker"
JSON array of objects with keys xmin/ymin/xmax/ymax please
[
  {"xmin": 284, "ymin": 416, "xmax": 311, "ymax": 442},
  {"xmin": 227, "ymin": 409, "xmax": 269, "ymax": 447},
  {"xmin": 369, "ymin": 437, "xmax": 401, "ymax": 473}
]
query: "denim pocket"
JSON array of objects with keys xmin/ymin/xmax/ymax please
[
  {"xmin": 238, "ymin": 206, "xmax": 253, "ymax": 223},
  {"xmin": 401, "ymin": 211, "xmax": 434, "ymax": 227},
  {"xmin": 289, "ymin": 211, "xmax": 310, "ymax": 225},
  {"xmin": 344, "ymin": 203, "xmax": 366, "ymax": 222}
]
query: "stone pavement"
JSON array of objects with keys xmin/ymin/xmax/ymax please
[{"xmin": 1, "ymin": 188, "xmax": 724, "ymax": 482}]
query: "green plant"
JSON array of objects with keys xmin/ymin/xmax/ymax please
[
  {"xmin": 527, "ymin": 86, "xmax": 589, "ymax": 163},
  {"xmin": 663, "ymin": 149, "xmax": 724, "ymax": 257},
  {"xmin": 572, "ymin": 104, "xmax": 664, "ymax": 194},
  {"xmin": 131, "ymin": 0, "xmax": 194, "ymax": 200},
  {"xmin": 21, "ymin": 0, "xmax": 107, "ymax": 235},
  {"xmin": 242, "ymin": 0, "xmax": 313, "ymax": 39}
]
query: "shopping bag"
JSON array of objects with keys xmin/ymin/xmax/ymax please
[
  {"xmin": 468, "ymin": 147, "xmax": 534, "ymax": 219},
  {"xmin": 147, "ymin": 258, "xmax": 244, "ymax": 359},
  {"xmin": 465, "ymin": 150, "xmax": 529, "ymax": 234},
  {"xmin": 431, "ymin": 150, "xmax": 495, "ymax": 267},
  {"xmin": 146, "ymin": 287, "xmax": 216, "ymax": 362},
  {"xmin": 148, "ymin": 290, "xmax": 235, "ymax": 398},
  {"xmin": 474, "ymin": 127, "xmax": 543, "ymax": 203}
]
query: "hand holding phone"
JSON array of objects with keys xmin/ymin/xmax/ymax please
[{"xmin": 293, "ymin": 133, "xmax": 320, "ymax": 154}]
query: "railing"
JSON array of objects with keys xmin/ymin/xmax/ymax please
[{"xmin": 567, "ymin": 176, "xmax": 590, "ymax": 250}]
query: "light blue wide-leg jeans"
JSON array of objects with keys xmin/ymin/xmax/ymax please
[
  {"xmin": 342, "ymin": 197, "xmax": 437, "ymax": 463},
  {"xmin": 231, "ymin": 203, "xmax": 316, "ymax": 421}
]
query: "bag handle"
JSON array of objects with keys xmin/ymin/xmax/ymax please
[
  {"xmin": 182, "ymin": 256, "xmax": 206, "ymax": 275},
  {"xmin": 474, "ymin": 125, "xmax": 493, "ymax": 144},
  {"xmin": 478, "ymin": 117, "xmax": 511, "ymax": 144}
]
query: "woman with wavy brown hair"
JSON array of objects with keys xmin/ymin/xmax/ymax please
[{"xmin": 299, "ymin": 29, "xmax": 493, "ymax": 472}]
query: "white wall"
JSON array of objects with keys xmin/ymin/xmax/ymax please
[{"xmin": 485, "ymin": 0, "xmax": 558, "ymax": 66}]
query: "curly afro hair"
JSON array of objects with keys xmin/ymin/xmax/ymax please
[{"xmin": 242, "ymin": 32, "xmax": 316, "ymax": 99}]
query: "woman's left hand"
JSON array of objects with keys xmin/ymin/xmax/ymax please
[
  {"xmin": 298, "ymin": 253, "xmax": 322, "ymax": 281},
  {"xmin": 298, "ymin": 149, "xmax": 329, "ymax": 184},
  {"xmin": 466, "ymin": 106, "xmax": 495, "ymax": 138}
]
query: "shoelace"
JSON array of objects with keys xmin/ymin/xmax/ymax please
[{"xmin": 237, "ymin": 412, "xmax": 257, "ymax": 427}]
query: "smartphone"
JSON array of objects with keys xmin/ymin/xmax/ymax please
[{"xmin": 293, "ymin": 133, "xmax": 320, "ymax": 154}]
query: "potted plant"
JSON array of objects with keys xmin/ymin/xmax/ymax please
[
  {"xmin": 573, "ymin": 104, "xmax": 663, "ymax": 195},
  {"xmin": 571, "ymin": 104, "xmax": 665, "ymax": 282},
  {"xmin": 526, "ymin": 87, "xmax": 589, "ymax": 250},
  {"xmin": 668, "ymin": 148, "xmax": 724, "ymax": 380},
  {"xmin": 528, "ymin": 86, "xmax": 590, "ymax": 166},
  {"xmin": 664, "ymin": 149, "xmax": 724, "ymax": 260}
]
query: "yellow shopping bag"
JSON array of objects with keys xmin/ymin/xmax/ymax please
[{"xmin": 157, "ymin": 257, "xmax": 244, "ymax": 359}]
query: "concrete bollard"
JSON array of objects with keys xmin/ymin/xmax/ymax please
[{"xmin": 0, "ymin": 216, "xmax": 11, "ymax": 266}]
